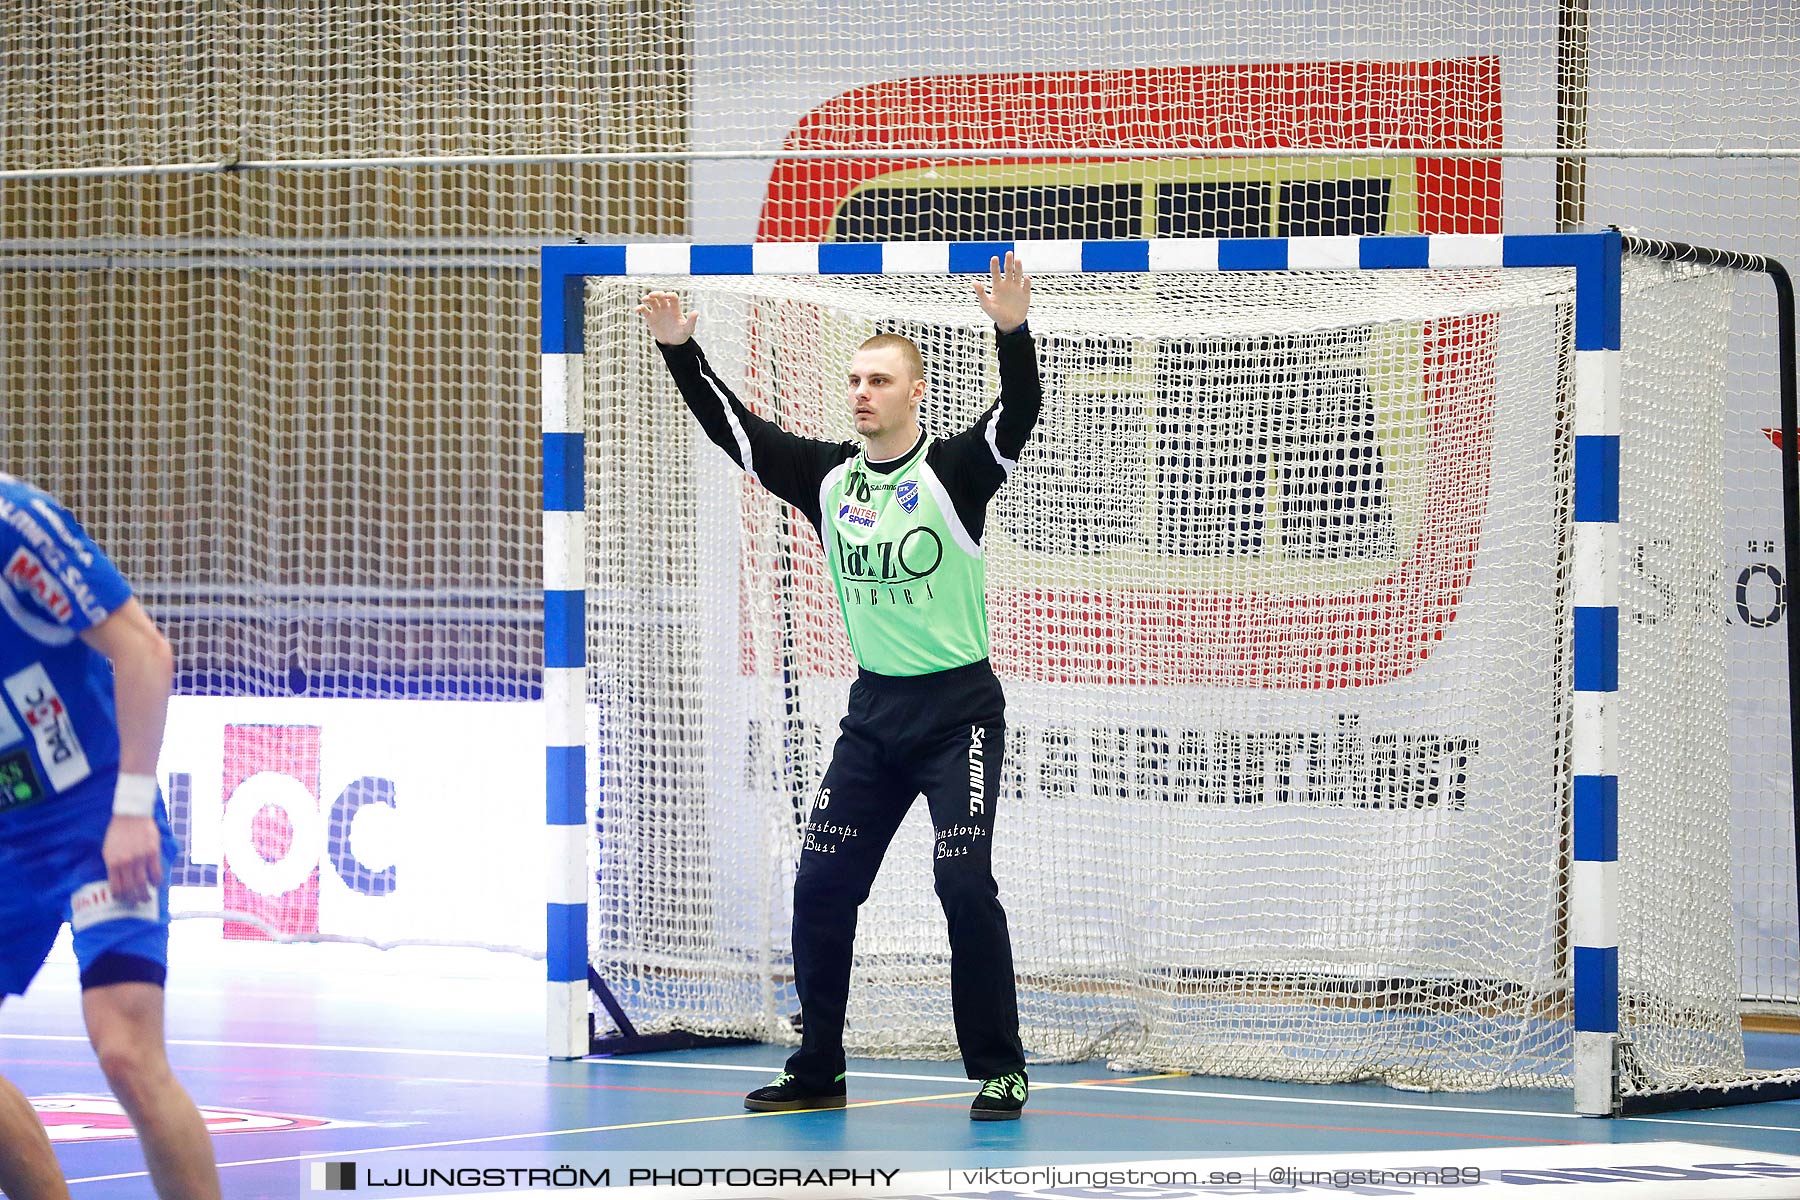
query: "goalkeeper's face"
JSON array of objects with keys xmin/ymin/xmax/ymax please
[{"xmin": 847, "ymin": 345, "xmax": 925, "ymax": 441}]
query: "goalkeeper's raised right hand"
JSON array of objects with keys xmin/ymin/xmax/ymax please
[{"xmin": 636, "ymin": 291, "xmax": 699, "ymax": 345}]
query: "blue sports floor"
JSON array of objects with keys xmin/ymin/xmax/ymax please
[{"xmin": 3, "ymin": 935, "xmax": 1798, "ymax": 1199}]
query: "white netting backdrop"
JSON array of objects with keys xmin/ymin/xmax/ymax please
[
  {"xmin": 579, "ymin": 261, "xmax": 1782, "ymax": 1094},
  {"xmin": 0, "ymin": 1, "xmax": 1792, "ymax": 1023}
]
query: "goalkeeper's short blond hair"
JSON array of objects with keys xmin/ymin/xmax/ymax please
[{"xmin": 857, "ymin": 332, "xmax": 924, "ymax": 385}]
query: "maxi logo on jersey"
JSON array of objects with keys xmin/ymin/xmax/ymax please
[
  {"xmin": 0, "ymin": 493, "xmax": 108, "ymax": 627},
  {"xmin": 2, "ymin": 665, "xmax": 90, "ymax": 792},
  {"xmin": 3, "ymin": 548, "xmax": 73, "ymax": 623}
]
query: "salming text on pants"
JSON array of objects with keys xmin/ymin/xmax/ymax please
[{"xmin": 785, "ymin": 657, "xmax": 1026, "ymax": 1087}]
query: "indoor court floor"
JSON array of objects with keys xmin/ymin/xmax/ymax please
[{"xmin": 4, "ymin": 934, "xmax": 1798, "ymax": 1199}]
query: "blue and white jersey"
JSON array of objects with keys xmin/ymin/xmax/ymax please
[{"xmin": 0, "ymin": 474, "xmax": 132, "ymax": 832}]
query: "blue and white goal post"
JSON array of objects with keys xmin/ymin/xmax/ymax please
[{"xmin": 536, "ymin": 231, "xmax": 1778, "ymax": 1115}]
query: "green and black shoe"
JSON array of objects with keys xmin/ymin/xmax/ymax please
[
  {"xmin": 743, "ymin": 1071, "xmax": 848, "ymax": 1112},
  {"xmin": 970, "ymin": 1070, "xmax": 1028, "ymax": 1121}
]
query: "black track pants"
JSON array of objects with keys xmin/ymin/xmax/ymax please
[{"xmin": 784, "ymin": 658, "xmax": 1025, "ymax": 1087}]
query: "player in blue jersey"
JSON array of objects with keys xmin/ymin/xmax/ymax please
[{"xmin": 0, "ymin": 475, "xmax": 220, "ymax": 1200}]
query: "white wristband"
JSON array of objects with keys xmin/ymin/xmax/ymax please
[{"xmin": 113, "ymin": 772, "xmax": 158, "ymax": 818}]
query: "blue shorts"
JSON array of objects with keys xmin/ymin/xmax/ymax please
[{"xmin": 0, "ymin": 785, "xmax": 176, "ymax": 997}]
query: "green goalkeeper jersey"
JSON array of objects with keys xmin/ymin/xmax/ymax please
[
  {"xmin": 657, "ymin": 324, "xmax": 1041, "ymax": 676},
  {"xmin": 819, "ymin": 436, "xmax": 990, "ymax": 674}
]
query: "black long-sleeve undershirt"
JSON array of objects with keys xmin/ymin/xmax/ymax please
[{"xmin": 657, "ymin": 324, "xmax": 1042, "ymax": 544}]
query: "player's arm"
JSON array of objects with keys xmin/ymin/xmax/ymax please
[
  {"xmin": 972, "ymin": 251, "xmax": 1042, "ymax": 462},
  {"xmin": 637, "ymin": 292, "xmax": 848, "ymax": 525},
  {"xmin": 931, "ymin": 255, "xmax": 1043, "ymax": 533},
  {"xmin": 78, "ymin": 599, "xmax": 174, "ymax": 908}
]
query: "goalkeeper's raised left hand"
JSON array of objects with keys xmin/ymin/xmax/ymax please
[{"xmin": 974, "ymin": 251, "xmax": 1030, "ymax": 333}]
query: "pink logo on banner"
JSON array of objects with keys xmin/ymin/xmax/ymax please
[{"xmin": 221, "ymin": 725, "xmax": 322, "ymax": 941}]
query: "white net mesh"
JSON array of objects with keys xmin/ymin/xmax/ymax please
[
  {"xmin": 0, "ymin": 256, "xmax": 540, "ymax": 699},
  {"xmin": 1613, "ymin": 258, "xmax": 1800, "ymax": 1100},
  {"xmin": 1, "ymin": 0, "xmax": 1792, "ymax": 1024},
  {"xmin": 577, "ymin": 261, "xmax": 1784, "ymax": 1094}
]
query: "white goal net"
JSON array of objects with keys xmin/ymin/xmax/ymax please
[
  {"xmin": 575, "ymin": 257, "xmax": 1790, "ymax": 1100},
  {"xmin": 3, "ymin": 0, "xmax": 1793, "ymax": 1014}
]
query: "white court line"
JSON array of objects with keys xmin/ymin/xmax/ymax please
[{"xmin": 11, "ymin": 1032, "xmax": 1794, "ymax": 1136}]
